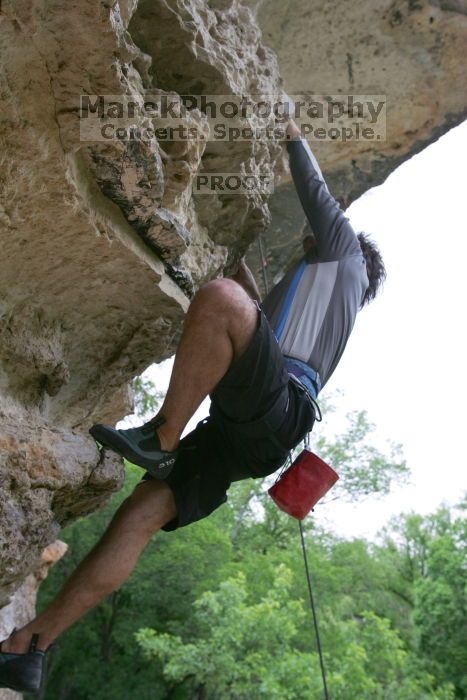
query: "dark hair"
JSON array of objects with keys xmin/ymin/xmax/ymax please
[{"xmin": 357, "ymin": 232, "xmax": 386, "ymax": 308}]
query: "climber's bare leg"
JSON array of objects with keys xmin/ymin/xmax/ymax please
[
  {"xmin": 154, "ymin": 278, "xmax": 258, "ymax": 452},
  {"xmin": 0, "ymin": 479, "xmax": 176, "ymax": 654}
]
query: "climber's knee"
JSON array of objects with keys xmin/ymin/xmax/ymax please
[{"xmin": 191, "ymin": 278, "xmax": 254, "ymax": 317}]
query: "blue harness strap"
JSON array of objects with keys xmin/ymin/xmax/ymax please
[{"xmin": 282, "ymin": 356, "xmax": 321, "ymax": 401}]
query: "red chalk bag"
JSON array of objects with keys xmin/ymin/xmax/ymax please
[{"xmin": 268, "ymin": 448, "xmax": 339, "ymax": 520}]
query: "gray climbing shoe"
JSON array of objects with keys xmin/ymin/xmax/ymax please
[
  {"xmin": 89, "ymin": 416, "xmax": 178, "ymax": 479},
  {"xmin": 0, "ymin": 631, "xmax": 51, "ymax": 694}
]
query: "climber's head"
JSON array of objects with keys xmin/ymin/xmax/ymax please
[{"xmin": 356, "ymin": 231, "xmax": 386, "ymax": 308}]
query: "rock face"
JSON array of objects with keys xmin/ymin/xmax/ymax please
[
  {"xmin": 244, "ymin": 0, "xmax": 467, "ymax": 279},
  {"xmin": 251, "ymin": 0, "xmax": 467, "ymax": 194},
  {"xmin": 0, "ymin": 0, "xmax": 466, "ymax": 657},
  {"xmin": 0, "ymin": 0, "xmax": 284, "ymax": 644}
]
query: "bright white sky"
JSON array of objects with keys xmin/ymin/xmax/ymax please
[{"xmin": 124, "ymin": 120, "xmax": 467, "ymax": 540}]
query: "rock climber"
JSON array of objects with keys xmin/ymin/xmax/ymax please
[{"xmin": 0, "ymin": 116, "xmax": 386, "ymax": 693}]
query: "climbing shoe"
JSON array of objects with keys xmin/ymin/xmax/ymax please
[
  {"xmin": 0, "ymin": 630, "xmax": 51, "ymax": 694},
  {"xmin": 89, "ymin": 416, "xmax": 178, "ymax": 479}
]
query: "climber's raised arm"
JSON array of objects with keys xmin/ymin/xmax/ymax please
[{"xmin": 285, "ymin": 119, "xmax": 361, "ymax": 261}]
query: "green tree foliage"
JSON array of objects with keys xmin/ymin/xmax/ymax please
[
  {"xmin": 136, "ymin": 566, "xmax": 455, "ymax": 700},
  {"xmin": 37, "ymin": 480, "xmax": 463, "ymax": 699},
  {"xmin": 136, "ymin": 565, "xmax": 322, "ymax": 700},
  {"xmin": 379, "ymin": 500, "xmax": 467, "ymax": 697},
  {"xmin": 314, "ymin": 408, "xmax": 408, "ymax": 500}
]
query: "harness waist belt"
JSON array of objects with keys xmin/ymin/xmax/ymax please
[{"xmin": 283, "ymin": 356, "xmax": 321, "ymax": 400}]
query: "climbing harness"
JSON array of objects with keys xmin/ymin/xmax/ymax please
[{"xmin": 256, "ymin": 235, "xmax": 332, "ymax": 700}]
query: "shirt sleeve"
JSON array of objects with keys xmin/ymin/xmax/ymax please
[{"xmin": 286, "ymin": 136, "xmax": 361, "ymax": 261}]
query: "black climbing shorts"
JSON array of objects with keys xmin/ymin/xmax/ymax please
[{"xmin": 139, "ymin": 302, "xmax": 317, "ymax": 531}]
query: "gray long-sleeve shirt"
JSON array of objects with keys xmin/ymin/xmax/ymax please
[{"xmin": 261, "ymin": 136, "xmax": 369, "ymax": 392}]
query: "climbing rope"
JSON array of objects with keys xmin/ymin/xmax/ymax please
[
  {"xmin": 257, "ymin": 236, "xmax": 329, "ymax": 700},
  {"xmin": 299, "ymin": 516, "xmax": 329, "ymax": 699}
]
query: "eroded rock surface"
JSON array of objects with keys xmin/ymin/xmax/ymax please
[
  {"xmin": 0, "ymin": 418, "xmax": 123, "ymax": 608},
  {"xmin": 1, "ymin": 0, "xmax": 466, "ymax": 654},
  {"xmin": 0, "ymin": 0, "xmax": 284, "ymax": 638}
]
